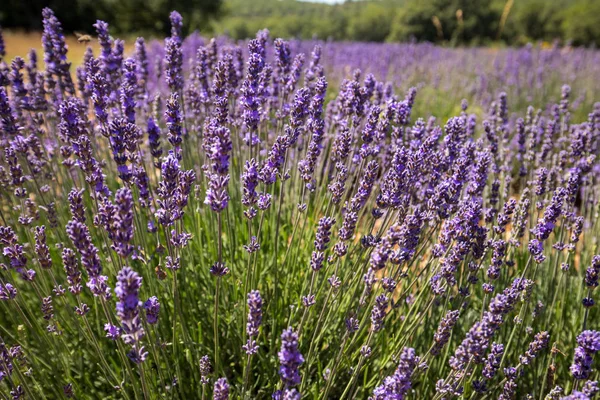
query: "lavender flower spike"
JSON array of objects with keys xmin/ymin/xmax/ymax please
[
  {"xmin": 213, "ymin": 377, "xmax": 229, "ymax": 400},
  {"xmin": 431, "ymin": 310, "xmax": 460, "ymax": 355},
  {"xmin": 372, "ymin": 347, "xmax": 418, "ymax": 399},
  {"xmin": 570, "ymin": 330, "xmax": 600, "ymax": 380},
  {"xmin": 115, "ymin": 266, "xmax": 145, "ymax": 349},
  {"xmin": 278, "ymin": 327, "xmax": 304, "ymax": 389},
  {"xmin": 243, "ymin": 290, "xmax": 263, "ymax": 355},
  {"xmin": 144, "ymin": 296, "xmax": 160, "ymax": 325}
]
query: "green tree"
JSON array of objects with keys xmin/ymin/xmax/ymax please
[
  {"xmin": 346, "ymin": 3, "xmax": 395, "ymax": 42},
  {"xmin": 562, "ymin": 0, "xmax": 600, "ymax": 46},
  {"xmin": 502, "ymin": 0, "xmax": 566, "ymax": 43},
  {"xmin": 387, "ymin": 0, "xmax": 500, "ymax": 44},
  {"xmin": 0, "ymin": 0, "xmax": 222, "ymax": 35}
]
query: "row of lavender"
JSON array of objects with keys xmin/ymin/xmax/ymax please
[
  {"xmin": 0, "ymin": 8, "xmax": 600, "ymax": 400},
  {"xmin": 146, "ymin": 37, "xmax": 599, "ymax": 122}
]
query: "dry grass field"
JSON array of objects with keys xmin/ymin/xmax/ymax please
[{"xmin": 3, "ymin": 30, "xmax": 136, "ymax": 66}]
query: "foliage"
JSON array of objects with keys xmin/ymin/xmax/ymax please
[
  {"xmin": 562, "ymin": 0, "xmax": 600, "ymax": 46},
  {"xmin": 214, "ymin": 0, "xmax": 600, "ymax": 46},
  {"xmin": 0, "ymin": 8, "xmax": 600, "ymax": 400},
  {"xmin": 2, "ymin": 0, "xmax": 600, "ymax": 46},
  {"xmin": 0, "ymin": 0, "xmax": 221, "ymax": 35}
]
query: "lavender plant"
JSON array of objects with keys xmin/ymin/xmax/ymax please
[{"xmin": 0, "ymin": 9, "xmax": 600, "ymax": 400}]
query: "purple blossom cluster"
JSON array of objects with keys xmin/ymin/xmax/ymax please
[
  {"xmin": 571, "ymin": 330, "xmax": 600, "ymax": 380},
  {"xmin": 0, "ymin": 8, "xmax": 599, "ymax": 400}
]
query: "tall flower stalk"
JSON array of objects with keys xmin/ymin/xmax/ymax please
[{"xmin": 0, "ymin": 8, "xmax": 598, "ymax": 400}]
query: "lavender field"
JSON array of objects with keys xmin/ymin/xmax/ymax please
[{"xmin": 1, "ymin": 8, "xmax": 600, "ymax": 400}]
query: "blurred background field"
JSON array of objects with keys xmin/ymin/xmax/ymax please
[
  {"xmin": 2, "ymin": 1, "xmax": 600, "ymax": 125},
  {"xmin": 3, "ymin": 0, "xmax": 600, "ymax": 122},
  {"xmin": 2, "ymin": 31, "xmax": 122, "ymax": 66},
  {"xmin": 1, "ymin": 0, "xmax": 600, "ymax": 46},
  {"xmin": 6, "ymin": 31, "xmax": 599, "ymax": 125}
]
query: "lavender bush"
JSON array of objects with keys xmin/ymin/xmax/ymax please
[{"xmin": 0, "ymin": 9, "xmax": 600, "ymax": 399}]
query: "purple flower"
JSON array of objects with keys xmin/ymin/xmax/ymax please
[
  {"xmin": 41, "ymin": 296, "xmax": 54, "ymax": 321},
  {"xmin": 572, "ymin": 340, "xmax": 595, "ymax": 380},
  {"xmin": 68, "ymin": 188, "xmax": 86, "ymax": 223},
  {"xmin": 314, "ymin": 216, "xmax": 335, "ymax": 252},
  {"xmin": 432, "ymin": 310, "xmax": 460, "ymax": 355},
  {"xmin": 571, "ymin": 216, "xmax": 584, "ymax": 244},
  {"xmin": 528, "ymin": 239, "xmax": 546, "ymax": 264},
  {"xmin": 75, "ymin": 304, "xmax": 89, "ymax": 316},
  {"xmin": 585, "ymin": 256, "xmax": 600, "ymax": 288},
  {"xmin": 561, "ymin": 391, "xmax": 590, "ymax": 399},
  {"xmin": 205, "ymin": 172, "xmax": 230, "ymax": 213},
  {"xmin": 144, "ymin": 296, "xmax": 160, "ymax": 325},
  {"xmin": 241, "ymin": 39, "xmax": 264, "ymax": 146},
  {"xmin": 0, "ymin": 87, "xmax": 19, "ymax": 136},
  {"xmin": 498, "ymin": 367, "xmax": 518, "ymax": 400},
  {"xmin": 348, "ymin": 160, "xmax": 379, "ymax": 212},
  {"xmin": 104, "ymin": 323, "xmax": 121, "ymax": 340},
  {"xmin": 0, "ymin": 226, "xmax": 27, "ymax": 272},
  {"xmin": 298, "ymin": 77, "xmax": 327, "ymax": 183},
  {"xmin": 532, "ymin": 187, "xmax": 567, "ymax": 242},
  {"xmin": 164, "ymin": 37, "xmax": 183, "ymax": 92},
  {"xmin": 127, "ymin": 345, "xmax": 148, "ymax": 364},
  {"xmin": 165, "ymin": 93, "xmax": 183, "ymax": 156},
  {"xmin": 0, "ymin": 283, "xmax": 17, "ymax": 301},
  {"xmin": 93, "ymin": 20, "xmax": 111, "ymax": 71},
  {"xmin": 204, "ymin": 123, "xmax": 232, "ymax": 175},
  {"xmin": 165, "ymin": 256, "xmax": 180, "ymax": 271},
  {"xmin": 210, "ymin": 262, "xmax": 229, "ymax": 277},
  {"xmin": 278, "ymin": 327, "xmax": 304, "ymax": 388},
  {"xmin": 519, "ymin": 331, "xmax": 549, "ymax": 365},
  {"xmin": 34, "ymin": 226, "xmax": 52, "ymax": 269},
  {"xmin": 583, "ymin": 381, "xmax": 599, "ymax": 398},
  {"xmin": 86, "ymin": 57, "xmax": 109, "ymax": 127},
  {"xmin": 449, "ymin": 278, "xmax": 532, "ymax": 377},
  {"xmin": 66, "ymin": 220, "xmax": 110, "ymax": 298},
  {"xmin": 257, "ymin": 192, "xmax": 272, "ymax": 210},
  {"xmin": 121, "ymin": 58, "xmax": 137, "ymax": 123},
  {"xmin": 244, "ymin": 236, "xmax": 260, "ymax": 253},
  {"xmin": 495, "ymin": 198, "xmax": 517, "ymax": 234},
  {"xmin": 242, "ymin": 159, "xmax": 259, "ymax": 207},
  {"xmin": 200, "ymin": 355, "xmax": 212, "ymax": 384},
  {"xmin": 244, "ymin": 290, "xmax": 263, "ymax": 354},
  {"xmin": 10, "ymin": 385, "xmax": 24, "ymax": 399},
  {"xmin": 346, "ymin": 317, "xmax": 359, "ymax": 333},
  {"xmin": 169, "ymin": 11, "xmax": 183, "ymax": 42},
  {"xmin": 108, "ymin": 118, "xmax": 138, "ymax": 182},
  {"xmin": 535, "ymin": 168, "xmax": 548, "ymax": 196},
  {"xmin": 155, "ymin": 152, "xmax": 195, "ymax": 226},
  {"xmin": 260, "ymin": 136, "xmax": 287, "ymax": 185},
  {"xmin": 147, "ymin": 117, "xmax": 163, "ymax": 160},
  {"xmin": 213, "ymin": 377, "xmax": 229, "ymax": 400},
  {"xmin": 42, "ymin": 8, "xmax": 73, "ymax": 95},
  {"xmin": 111, "ymin": 187, "xmax": 135, "ymax": 258},
  {"xmin": 370, "ymin": 294, "xmax": 389, "ymax": 332},
  {"xmin": 482, "ymin": 343, "xmax": 504, "ymax": 379},
  {"xmin": 63, "ymin": 383, "xmax": 74, "ymax": 398},
  {"xmin": 134, "ymin": 37, "xmax": 148, "ymax": 96},
  {"xmin": 372, "ymin": 347, "xmax": 418, "ymax": 400},
  {"xmin": 577, "ymin": 331, "xmax": 600, "ymax": 352},
  {"xmin": 115, "ymin": 266, "xmax": 144, "ymax": 346},
  {"xmin": 59, "ymin": 98, "xmax": 109, "ymax": 194}
]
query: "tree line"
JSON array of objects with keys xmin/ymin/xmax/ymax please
[
  {"xmin": 0, "ymin": 0, "xmax": 222, "ymax": 36},
  {"xmin": 215, "ymin": 0, "xmax": 600, "ymax": 46}
]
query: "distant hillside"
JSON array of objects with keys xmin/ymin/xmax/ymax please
[{"xmin": 213, "ymin": 0, "xmax": 600, "ymax": 46}]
